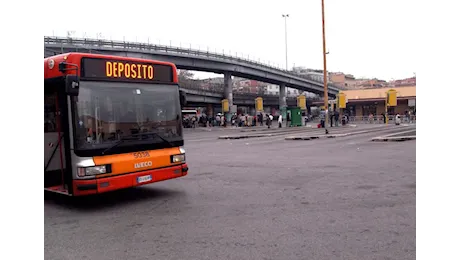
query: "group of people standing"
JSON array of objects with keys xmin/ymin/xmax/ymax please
[
  {"xmin": 183, "ymin": 111, "xmax": 302, "ymax": 129},
  {"xmin": 319, "ymin": 110, "xmax": 349, "ymax": 128}
]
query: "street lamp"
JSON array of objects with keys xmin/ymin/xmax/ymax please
[
  {"xmin": 282, "ymin": 14, "xmax": 289, "ymax": 71},
  {"xmin": 321, "ymin": 0, "xmax": 329, "ymax": 134}
]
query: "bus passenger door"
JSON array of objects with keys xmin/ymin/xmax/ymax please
[{"xmin": 44, "ymin": 90, "xmax": 68, "ymax": 192}]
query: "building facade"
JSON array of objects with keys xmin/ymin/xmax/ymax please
[
  {"xmin": 292, "ymin": 67, "xmax": 329, "ymax": 83},
  {"xmin": 341, "ymin": 86, "xmax": 416, "ymax": 116},
  {"xmin": 263, "ymin": 84, "xmax": 300, "ymax": 97}
]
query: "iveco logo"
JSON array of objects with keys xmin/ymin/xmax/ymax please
[{"xmin": 134, "ymin": 161, "xmax": 152, "ymax": 169}]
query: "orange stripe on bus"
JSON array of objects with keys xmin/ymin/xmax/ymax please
[{"xmin": 93, "ymin": 147, "xmax": 182, "ymax": 178}]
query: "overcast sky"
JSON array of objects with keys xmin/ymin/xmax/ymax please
[{"xmin": 44, "ymin": 0, "xmax": 416, "ymax": 81}]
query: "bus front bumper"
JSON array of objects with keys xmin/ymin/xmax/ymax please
[{"xmin": 73, "ymin": 163, "xmax": 188, "ymax": 196}]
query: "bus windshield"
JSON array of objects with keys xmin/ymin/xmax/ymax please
[{"xmin": 72, "ymin": 81, "xmax": 183, "ymax": 153}]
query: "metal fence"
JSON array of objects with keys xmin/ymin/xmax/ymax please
[
  {"xmin": 44, "ymin": 36, "xmax": 339, "ymax": 90},
  {"xmin": 347, "ymin": 115, "xmax": 416, "ymax": 124},
  {"xmin": 307, "ymin": 115, "xmax": 416, "ymax": 125}
]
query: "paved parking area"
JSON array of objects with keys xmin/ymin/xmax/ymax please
[{"xmin": 45, "ymin": 125, "xmax": 416, "ymax": 260}]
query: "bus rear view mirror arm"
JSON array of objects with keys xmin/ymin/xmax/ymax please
[
  {"xmin": 58, "ymin": 62, "xmax": 80, "ymax": 96},
  {"xmin": 65, "ymin": 75, "xmax": 80, "ymax": 96}
]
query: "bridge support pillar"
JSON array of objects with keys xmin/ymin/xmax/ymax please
[
  {"xmin": 279, "ymin": 84, "xmax": 287, "ymax": 118},
  {"xmin": 224, "ymin": 72, "xmax": 233, "ymax": 124},
  {"xmin": 206, "ymin": 104, "xmax": 214, "ymax": 118}
]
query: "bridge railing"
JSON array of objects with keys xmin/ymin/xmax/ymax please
[
  {"xmin": 44, "ymin": 36, "xmax": 339, "ymax": 91},
  {"xmin": 179, "ymin": 81, "xmax": 326, "ymax": 100},
  {"xmin": 179, "ymin": 82, "xmax": 311, "ymax": 100},
  {"xmin": 179, "ymin": 82, "xmax": 223, "ymax": 94}
]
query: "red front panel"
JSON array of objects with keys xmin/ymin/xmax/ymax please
[{"xmin": 72, "ymin": 164, "xmax": 188, "ymax": 196}]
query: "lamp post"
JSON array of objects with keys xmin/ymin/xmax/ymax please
[
  {"xmin": 282, "ymin": 14, "xmax": 289, "ymax": 71},
  {"xmin": 321, "ymin": 0, "xmax": 329, "ymax": 134}
]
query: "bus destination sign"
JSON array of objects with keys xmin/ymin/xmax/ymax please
[{"xmin": 81, "ymin": 58, "xmax": 173, "ymax": 83}]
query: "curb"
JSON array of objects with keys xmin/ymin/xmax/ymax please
[
  {"xmin": 219, "ymin": 129, "xmax": 318, "ymax": 139},
  {"xmin": 285, "ymin": 133, "xmax": 347, "ymax": 140},
  {"xmin": 285, "ymin": 136, "xmax": 321, "ymax": 140},
  {"xmin": 218, "ymin": 134, "xmax": 273, "ymax": 140},
  {"xmin": 221, "ymin": 125, "xmax": 405, "ymax": 141},
  {"xmin": 240, "ymin": 125, "xmax": 316, "ymax": 132},
  {"xmin": 371, "ymin": 136, "xmax": 416, "ymax": 142},
  {"xmin": 284, "ymin": 130, "xmax": 371, "ymax": 141},
  {"xmin": 220, "ymin": 128, "xmax": 326, "ymax": 139}
]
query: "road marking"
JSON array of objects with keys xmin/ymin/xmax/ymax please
[{"xmin": 381, "ymin": 129, "xmax": 416, "ymax": 137}]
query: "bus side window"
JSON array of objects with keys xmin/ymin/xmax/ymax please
[{"xmin": 45, "ymin": 93, "xmax": 57, "ymax": 133}]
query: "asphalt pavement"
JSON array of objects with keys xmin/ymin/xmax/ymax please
[{"xmin": 45, "ymin": 124, "xmax": 416, "ymax": 260}]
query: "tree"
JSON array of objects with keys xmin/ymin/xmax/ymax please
[
  {"xmin": 178, "ymin": 70, "xmax": 194, "ymax": 82},
  {"xmin": 257, "ymin": 86, "xmax": 266, "ymax": 96}
]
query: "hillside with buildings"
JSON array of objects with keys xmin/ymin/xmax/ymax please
[{"xmin": 291, "ymin": 66, "xmax": 416, "ymax": 90}]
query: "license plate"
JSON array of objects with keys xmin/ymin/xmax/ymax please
[{"xmin": 137, "ymin": 175, "xmax": 152, "ymax": 183}]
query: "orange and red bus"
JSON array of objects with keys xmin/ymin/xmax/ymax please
[{"xmin": 44, "ymin": 53, "xmax": 188, "ymax": 196}]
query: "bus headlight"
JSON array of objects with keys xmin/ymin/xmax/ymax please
[
  {"xmin": 171, "ymin": 154, "xmax": 186, "ymax": 163},
  {"xmin": 77, "ymin": 165, "xmax": 108, "ymax": 177}
]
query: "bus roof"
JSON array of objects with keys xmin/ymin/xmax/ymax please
[{"xmin": 44, "ymin": 52, "xmax": 178, "ymax": 83}]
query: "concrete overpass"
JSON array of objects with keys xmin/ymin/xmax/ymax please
[
  {"xmin": 44, "ymin": 36, "xmax": 339, "ymax": 111},
  {"xmin": 181, "ymin": 88, "xmax": 302, "ymax": 107}
]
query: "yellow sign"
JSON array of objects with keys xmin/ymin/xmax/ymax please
[
  {"xmin": 297, "ymin": 95, "xmax": 306, "ymax": 110},
  {"xmin": 106, "ymin": 61, "xmax": 154, "ymax": 80},
  {"xmin": 338, "ymin": 92, "xmax": 347, "ymax": 109},
  {"xmin": 387, "ymin": 89, "xmax": 397, "ymax": 107},
  {"xmin": 255, "ymin": 97, "xmax": 263, "ymax": 111},
  {"xmin": 222, "ymin": 99, "xmax": 229, "ymax": 112}
]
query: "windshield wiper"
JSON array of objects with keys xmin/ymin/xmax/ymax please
[
  {"xmin": 141, "ymin": 131, "xmax": 174, "ymax": 147},
  {"xmin": 101, "ymin": 136, "xmax": 131, "ymax": 155},
  {"xmin": 101, "ymin": 131, "xmax": 173, "ymax": 155}
]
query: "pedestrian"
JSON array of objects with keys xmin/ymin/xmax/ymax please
[
  {"xmin": 320, "ymin": 110, "xmax": 326, "ymax": 128},
  {"xmin": 278, "ymin": 113, "xmax": 283, "ymax": 128},
  {"xmin": 334, "ymin": 111, "xmax": 339, "ymax": 127},
  {"xmin": 268, "ymin": 114, "xmax": 273, "ymax": 128},
  {"xmin": 395, "ymin": 113, "xmax": 401, "ymax": 125},
  {"xmin": 191, "ymin": 116, "xmax": 197, "ymax": 128},
  {"xmin": 216, "ymin": 114, "xmax": 221, "ymax": 126},
  {"xmin": 330, "ymin": 113, "xmax": 334, "ymax": 127},
  {"xmin": 241, "ymin": 114, "xmax": 246, "ymax": 127}
]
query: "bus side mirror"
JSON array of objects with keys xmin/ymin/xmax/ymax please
[
  {"xmin": 179, "ymin": 90, "xmax": 187, "ymax": 107},
  {"xmin": 65, "ymin": 75, "xmax": 80, "ymax": 96}
]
